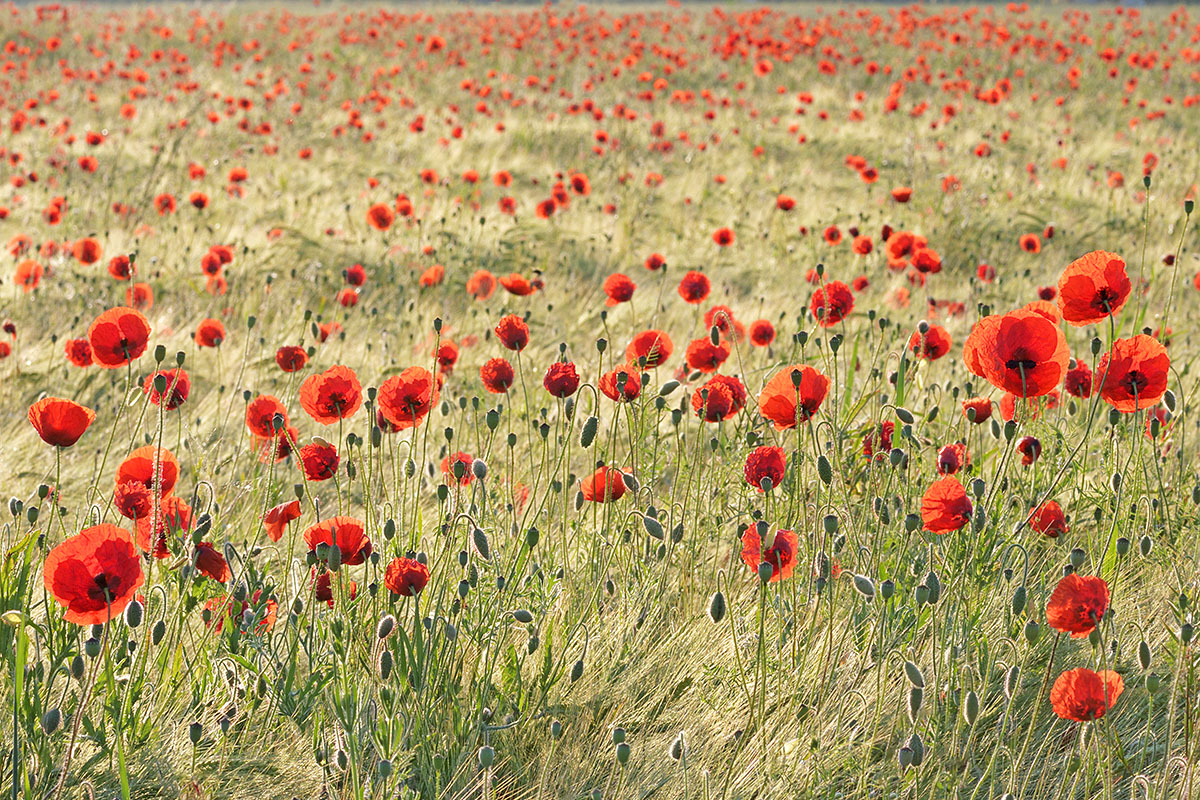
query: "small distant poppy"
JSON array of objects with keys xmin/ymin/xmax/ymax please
[
  {"xmin": 744, "ymin": 445, "xmax": 787, "ymax": 491},
  {"xmin": 1046, "ymin": 573, "xmax": 1109, "ymax": 638},
  {"xmin": 385, "ymin": 557, "xmax": 430, "ymax": 597},
  {"xmin": 304, "ymin": 516, "xmax": 372, "ymax": 566},
  {"xmin": 480, "ymin": 357, "xmax": 516, "ymax": 394},
  {"xmin": 543, "ymin": 361, "xmax": 580, "ymax": 397},
  {"xmin": 920, "ymin": 476, "xmax": 973, "ymax": 534},
  {"xmin": 1051, "ymin": 668, "xmax": 1123, "ymax": 722},
  {"xmin": 580, "ymin": 466, "xmax": 627, "ymax": 502},
  {"xmin": 758, "ymin": 365, "xmax": 830, "ymax": 429},
  {"xmin": 739, "ymin": 527, "xmax": 798, "ymax": 581},
  {"xmin": 299, "ymin": 365, "xmax": 363, "ymax": 424}
]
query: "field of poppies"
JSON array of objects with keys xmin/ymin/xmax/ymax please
[{"xmin": 2, "ymin": 2, "xmax": 1200, "ymax": 799}]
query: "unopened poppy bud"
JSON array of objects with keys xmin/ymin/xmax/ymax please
[
  {"xmin": 880, "ymin": 579, "xmax": 895, "ymax": 600},
  {"xmin": 1138, "ymin": 640, "xmax": 1151, "ymax": 670},
  {"xmin": 1116, "ymin": 537, "xmax": 1130, "ymax": 556},
  {"xmin": 377, "ymin": 614, "xmax": 395, "ymax": 640},
  {"xmin": 962, "ymin": 690, "xmax": 979, "ymax": 725},
  {"xmin": 377, "ymin": 759, "xmax": 392, "ymax": 778},
  {"xmin": 175, "ymin": 350, "xmax": 185, "ymax": 367},
  {"xmin": 550, "ymin": 719, "xmax": 563, "ymax": 739},
  {"xmin": 1024, "ymin": 619, "xmax": 1042, "ymax": 644},
  {"xmin": 1005, "ymin": 665, "xmax": 1020, "ymax": 698},
  {"xmin": 152, "ymin": 619, "xmax": 165, "ymax": 645},
  {"xmin": 853, "ymin": 574, "xmax": 875, "ymax": 598},
  {"xmin": 1011, "ymin": 586, "xmax": 1027, "ymax": 616},
  {"xmin": 615, "ymin": 742, "xmax": 630, "ymax": 765},
  {"xmin": 580, "ymin": 416, "xmax": 598, "ymax": 447},
  {"xmin": 472, "ymin": 459, "xmax": 488, "ymax": 480},
  {"xmin": 890, "ymin": 449, "xmax": 905, "ymax": 468},
  {"xmin": 472, "ymin": 528, "xmax": 491, "ymax": 560},
  {"xmin": 41, "ymin": 707, "xmax": 62, "ymax": 735},
  {"xmin": 907, "ymin": 687, "xmax": 923, "ymax": 722},
  {"xmin": 1111, "ymin": 472, "xmax": 1122, "ymax": 492},
  {"xmin": 478, "ymin": 746, "xmax": 495, "ymax": 768},
  {"xmin": 1139, "ymin": 534, "xmax": 1152, "ymax": 556},
  {"xmin": 458, "ymin": 580, "xmax": 470, "ymax": 598},
  {"xmin": 1143, "ymin": 174, "xmax": 1151, "ymax": 189},
  {"xmin": 817, "ymin": 455, "xmax": 832, "ymax": 485},
  {"xmin": 570, "ymin": 658, "xmax": 584, "ymax": 682},
  {"xmin": 70, "ymin": 655, "xmax": 85, "ymax": 680},
  {"xmin": 512, "ymin": 609, "xmax": 534, "ymax": 624},
  {"xmin": 757, "ymin": 562, "xmax": 774, "ymax": 584},
  {"xmin": 596, "ymin": 338, "xmax": 607, "ymax": 353},
  {"xmin": 1069, "ymin": 548, "xmax": 1086, "ymax": 568},
  {"xmin": 1108, "ymin": 407, "xmax": 1121, "ymax": 427},
  {"xmin": 485, "ymin": 410, "xmax": 499, "ymax": 431},
  {"xmin": 925, "ymin": 571, "xmax": 941, "ymax": 604},
  {"xmin": 327, "ymin": 544, "xmax": 342, "ymax": 571},
  {"xmin": 124, "ymin": 599, "xmax": 143, "ymax": 628},
  {"xmin": 903, "ymin": 661, "xmax": 925, "ymax": 688},
  {"xmin": 897, "ymin": 746, "xmax": 914, "ymax": 768},
  {"xmin": 1003, "ymin": 421, "xmax": 1017, "ymax": 441},
  {"xmin": 917, "ymin": 320, "xmax": 930, "ymax": 335},
  {"xmin": 154, "ymin": 373, "xmax": 168, "ymax": 393},
  {"xmin": 84, "ymin": 637, "xmax": 101, "ymax": 658},
  {"xmin": 708, "ymin": 590, "xmax": 726, "ymax": 623},
  {"xmin": 378, "ymin": 649, "xmax": 393, "ymax": 680},
  {"xmin": 669, "ymin": 733, "xmax": 685, "ymax": 761},
  {"xmin": 1182, "ymin": 623, "xmax": 1194, "ymax": 645},
  {"xmin": 907, "ymin": 733, "xmax": 924, "ymax": 765}
]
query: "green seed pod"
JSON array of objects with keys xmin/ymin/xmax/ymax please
[
  {"xmin": 615, "ymin": 742, "xmax": 630, "ymax": 765},
  {"xmin": 472, "ymin": 528, "xmax": 491, "ymax": 560},
  {"xmin": 478, "ymin": 746, "xmax": 495, "ymax": 769},
  {"xmin": 817, "ymin": 455, "xmax": 833, "ymax": 485},
  {"xmin": 962, "ymin": 690, "xmax": 979, "ymax": 726},
  {"xmin": 486, "ymin": 409, "xmax": 500, "ymax": 431},
  {"xmin": 550, "ymin": 719, "xmax": 563, "ymax": 739},
  {"xmin": 1145, "ymin": 673, "xmax": 1161, "ymax": 692},
  {"xmin": 612, "ymin": 727, "xmax": 627, "ymax": 744},
  {"xmin": 1138, "ymin": 640, "xmax": 1151, "ymax": 670},
  {"xmin": 823, "ymin": 514, "xmax": 839, "ymax": 535},
  {"xmin": 914, "ymin": 584, "xmax": 930, "ymax": 606},
  {"xmin": 880, "ymin": 579, "xmax": 895, "ymax": 600},
  {"xmin": 904, "ymin": 661, "xmax": 925, "ymax": 688},
  {"xmin": 1024, "ymin": 619, "xmax": 1042, "ymax": 645},
  {"xmin": 907, "ymin": 687, "xmax": 923, "ymax": 722},
  {"xmin": 1069, "ymin": 548, "xmax": 1085, "ymax": 568},
  {"xmin": 1182, "ymin": 622, "xmax": 1194, "ymax": 645},
  {"xmin": 757, "ymin": 562, "xmax": 774, "ymax": 584},
  {"xmin": 708, "ymin": 591, "xmax": 726, "ymax": 623},
  {"xmin": 580, "ymin": 416, "xmax": 599, "ymax": 447},
  {"xmin": 189, "ymin": 722, "xmax": 203, "ymax": 745},
  {"xmin": 897, "ymin": 746, "xmax": 914, "ymax": 769},
  {"xmin": 378, "ymin": 759, "xmax": 392, "ymax": 778},
  {"xmin": 1003, "ymin": 420, "xmax": 1017, "ymax": 441},
  {"xmin": 41, "ymin": 708, "xmax": 62, "ymax": 735},
  {"xmin": 904, "ymin": 513, "xmax": 920, "ymax": 532},
  {"xmin": 84, "ymin": 638, "xmax": 101, "ymax": 659},
  {"xmin": 1011, "ymin": 585, "xmax": 1027, "ymax": 616},
  {"xmin": 1116, "ymin": 537, "xmax": 1130, "ymax": 556}
]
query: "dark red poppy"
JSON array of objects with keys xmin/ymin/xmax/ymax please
[
  {"xmin": 908, "ymin": 325, "xmax": 952, "ymax": 360},
  {"xmin": 543, "ymin": 361, "xmax": 580, "ymax": 398},
  {"xmin": 378, "ymin": 367, "xmax": 439, "ymax": 429},
  {"xmin": 744, "ymin": 445, "xmax": 786, "ymax": 491},
  {"xmin": 757, "ymin": 365, "xmax": 831, "ymax": 429},
  {"xmin": 494, "ymin": 314, "xmax": 530, "ymax": 351},
  {"xmin": 43, "ymin": 524, "xmax": 144, "ymax": 625},
  {"xmin": 1051, "ymin": 669, "xmax": 1123, "ymax": 722},
  {"xmin": 684, "ymin": 338, "xmax": 731, "ymax": 374},
  {"xmin": 862, "ymin": 421, "xmax": 895, "ymax": 459},
  {"xmin": 692, "ymin": 375, "xmax": 747, "ymax": 422},
  {"xmin": 65, "ymin": 338, "xmax": 93, "ymax": 367},
  {"xmin": 603, "ymin": 273, "xmax": 636, "ymax": 306},
  {"xmin": 113, "ymin": 481, "xmax": 152, "ymax": 520},
  {"xmin": 1064, "ymin": 361, "xmax": 1094, "ymax": 398},
  {"xmin": 1058, "ymin": 250, "xmax": 1131, "ymax": 326},
  {"xmin": 1030, "ymin": 500, "xmax": 1068, "ymax": 538},
  {"xmin": 299, "ymin": 442, "xmax": 340, "ymax": 481},
  {"xmin": 961, "ymin": 397, "xmax": 992, "ymax": 424},
  {"xmin": 920, "ymin": 476, "xmax": 973, "ymax": 534},
  {"xmin": 385, "ymin": 556, "xmax": 430, "ymax": 597},
  {"xmin": 275, "ymin": 346, "xmax": 308, "ymax": 372},
  {"xmin": 299, "ymin": 365, "xmax": 363, "ymax": 424},
  {"xmin": 143, "ymin": 369, "xmax": 190, "ymax": 410},
  {"xmin": 194, "ymin": 542, "xmax": 231, "ymax": 583},
  {"xmin": 304, "ymin": 516, "xmax": 372, "ymax": 566},
  {"xmin": 580, "ymin": 466, "xmax": 627, "ymax": 502},
  {"xmin": 481, "ymin": 357, "xmax": 515, "ymax": 394},
  {"xmin": 626, "ymin": 330, "xmax": 673, "ymax": 368},
  {"xmin": 748, "ymin": 320, "xmax": 775, "ymax": 347},
  {"xmin": 87, "ymin": 307, "xmax": 151, "ymax": 369},
  {"xmin": 599, "ymin": 364, "xmax": 641, "ymax": 402},
  {"xmin": 740, "ymin": 527, "xmax": 799, "ymax": 581},
  {"xmin": 1046, "ymin": 573, "xmax": 1109, "ymax": 638},
  {"xmin": 263, "ymin": 500, "xmax": 302, "ymax": 542},
  {"xmin": 1016, "ymin": 435, "xmax": 1042, "ymax": 465},
  {"xmin": 712, "ymin": 227, "xmax": 735, "ymax": 246},
  {"xmin": 677, "ymin": 271, "xmax": 711, "ymax": 304},
  {"xmin": 1097, "ymin": 335, "xmax": 1169, "ymax": 412},
  {"xmin": 194, "ymin": 318, "xmax": 225, "ymax": 348},
  {"xmin": 810, "ymin": 281, "xmax": 855, "ymax": 327},
  {"xmin": 28, "ymin": 397, "xmax": 95, "ymax": 447}
]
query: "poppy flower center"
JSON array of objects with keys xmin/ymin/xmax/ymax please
[
  {"xmin": 1120, "ymin": 371, "xmax": 1148, "ymax": 396},
  {"xmin": 1005, "ymin": 352, "xmax": 1038, "ymax": 373},
  {"xmin": 87, "ymin": 573, "xmax": 121, "ymax": 604},
  {"xmin": 1091, "ymin": 288, "xmax": 1119, "ymax": 312}
]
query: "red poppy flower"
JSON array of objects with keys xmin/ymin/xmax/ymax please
[
  {"xmin": 862, "ymin": 421, "xmax": 895, "ymax": 459},
  {"xmin": 599, "ymin": 363, "xmax": 642, "ymax": 402},
  {"xmin": 113, "ymin": 480, "xmax": 153, "ymax": 520},
  {"xmin": 543, "ymin": 361, "xmax": 580, "ymax": 398},
  {"xmin": 300, "ymin": 442, "xmax": 340, "ymax": 481},
  {"xmin": 481, "ymin": 357, "xmax": 515, "ymax": 394},
  {"xmin": 744, "ymin": 445, "xmax": 786, "ymax": 491},
  {"xmin": 466, "ymin": 269, "xmax": 497, "ymax": 300},
  {"xmin": 312, "ymin": 569, "xmax": 356, "ymax": 607},
  {"xmin": 125, "ymin": 283, "xmax": 154, "ymax": 310},
  {"xmin": 1064, "ymin": 361, "xmax": 1094, "ymax": 398},
  {"xmin": 580, "ymin": 466, "xmax": 627, "ymax": 502},
  {"xmin": 65, "ymin": 338, "xmax": 93, "ymax": 367},
  {"xmin": 299, "ymin": 365, "xmax": 363, "ymax": 424},
  {"xmin": 776, "ymin": 195, "xmax": 796, "ymax": 211},
  {"xmin": 644, "ymin": 253, "xmax": 665, "ymax": 271},
  {"xmin": 246, "ymin": 395, "xmax": 288, "ymax": 438},
  {"xmin": 194, "ymin": 542, "xmax": 231, "ymax": 583},
  {"xmin": 116, "ymin": 446, "xmax": 180, "ymax": 497},
  {"xmin": 963, "ymin": 309, "xmax": 1069, "ymax": 397},
  {"xmin": 920, "ymin": 476, "xmax": 973, "ymax": 534},
  {"xmin": 195, "ymin": 318, "xmax": 225, "ymax": 347},
  {"xmin": 684, "ymin": 338, "xmax": 731, "ymax": 374},
  {"xmin": 419, "ymin": 264, "xmax": 445, "ymax": 287},
  {"xmin": 15, "ymin": 260, "xmax": 42, "ymax": 292},
  {"xmin": 677, "ymin": 271, "xmax": 711, "ymax": 304},
  {"xmin": 385, "ymin": 556, "xmax": 430, "ymax": 597},
  {"xmin": 749, "ymin": 320, "xmax": 775, "ymax": 347},
  {"xmin": 810, "ymin": 281, "xmax": 855, "ymax": 327},
  {"xmin": 712, "ymin": 227, "xmax": 735, "ymax": 246},
  {"xmin": 1015, "ymin": 434, "xmax": 1042, "ymax": 465},
  {"xmin": 494, "ymin": 314, "xmax": 530, "ymax": 351},
  {"xmin": 143, "ymin": 368, "xmax": 190, "ymax": 410},
  {"xmin": 275, "ymin": 346, "xmax": 308, "ymax": 373},
  {"xmin": 936, "ymin": 443, "xmax": 969, "ymax": 475},
  {"xmin": 366, "ymin": 203, "xmax": 394, "ymax": 230},
  {"xmin": 1019, "ymin": 233, "xmax": 1041, "ymax": 253},
  {"xmin": 852, "ymin": 236, "xmax": 873, "ymax": 255},
  {"xmin": 135, "ymin": 495, "xmax": 193, "ymax": 557},
  {"xmin": 263, "ymin": 500, "xmax": 302, "ymax": 542},
  {"xmin": 823, "ymin": 226, "xmax": 842, "ymax": 246},
  {"xmin": 626, "ymin": 330, "xmax": 673, "ymax": 368},
  {"xmin": 378, "ymin": 366, "xmax": 439, "ymax": 429},
  {"xmin": 909, "ymin": 325, "xmax": 952, "ymax": 360},
  {"xmin": 43, "ymin": 524, "xmax": 144, "ymax": 625},
  {"xmin": 1096, "ymin": 335, "xmax": 1169, "ymax": 412},
  {"xmin": 961, "ymin": 397, "xmax": 992, "ymax": 424},
  {"xmin": 692, "ymin": 375, "xmax": 747, "ymax": 422},
  {"xmin": 28, "ymin": 397, "xmax": 95, "ymax": 447},
  {"xmin": 1046, "ymin": 573, "xmax": 1109, "ymax": 638},
  {"xmin": 1051, "ymin": 668, "xmax": 1124, "ymax": 722},
  {"xmin": 1058, "ymin": 251, "xmax": 1131, "ymax": 326},
  {"xmin": 740, "ymin": 527, "xmax": 798, "ymax": 581},
  {"xmin": 758, "ymin": 365, "xmax": 831, "ymax": 429},
  {"xmin": 603, "ymin": 273, "xmax": 636, "ymax": 305},
  {"xmin": 891, "ymin": 186, "xmax": 913, "ymax": 202},
  {"xmin": 499, "ymin": 273, "xmax": 537, "ymax": 296},
  {"xmin": 1030, "ymin": 500, "xmax": 1068, "ymax": 538},
  {"xmin": 72, "ymin": 237, "xmax": 102, "ymax": 265},
  {"xmin": 304, "ymin": 516, "xmax": 372, "ymax": 566},
  {"xmin": 87, "ymin": 307, "xmax": 151, "ymax": 369}
]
